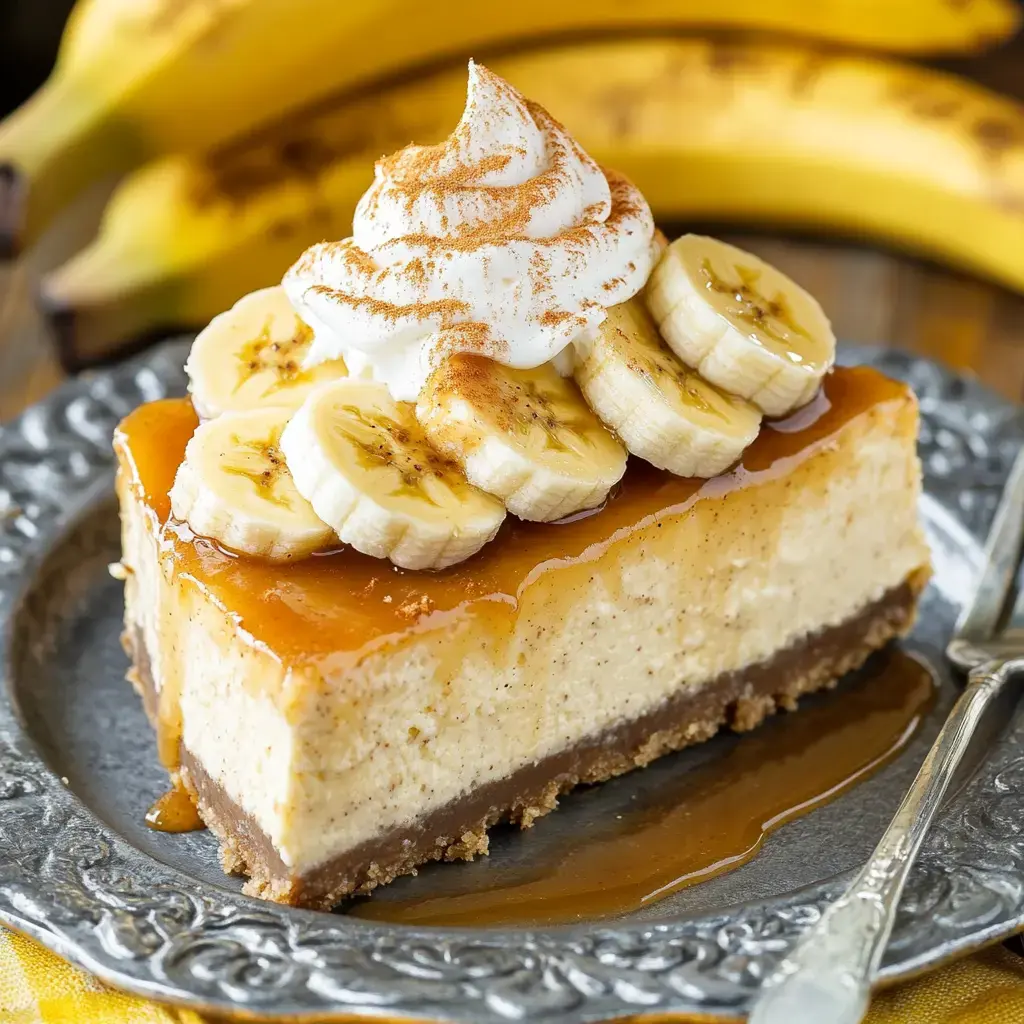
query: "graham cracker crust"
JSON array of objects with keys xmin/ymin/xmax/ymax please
[{"xmin": 126, "ymin": 570, "xmax": 927, "ymax": 911}]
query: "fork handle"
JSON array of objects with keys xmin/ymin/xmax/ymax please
[{"xmin": 750, "ymin": 656, "xmax": 1024, "ymax": 1024}]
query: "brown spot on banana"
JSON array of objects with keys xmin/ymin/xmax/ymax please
[
  {"xmin": 189, "ymin": 94, "xmax": 448, "ymax": 209},
  {"xmin": 601, "ymin": 85, "xmax": 645, "ymax": 142},
  {"xmin": 788, "ymin": 53, "xmax": 830, "ymax": 99},
  {"xmin": 972, "ymin": 116, "xmax": 1024, "ymax": 162},
  {"xmin": 705, "ymin": 39, "xmax": 770, "ymax": 78},
  {"xmin": 912, "ymin": 96, "xmax": 964, "ymax": 121}
]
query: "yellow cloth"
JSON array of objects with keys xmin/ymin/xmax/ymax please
[
  {"xmin": 0, "ymin": 929, "xmax": 202, "ymax": 1023},
  {"xmin": 3, "ymin": 927, "xmax": 1024, "ymax": 1024}
]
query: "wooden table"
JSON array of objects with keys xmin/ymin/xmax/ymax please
[
  {"xmin": 3, "ymin": 38, "xmax": 1024, "ymax": 420},
  {"xmin": 0, "ymin": 264, "xmax": 63, "ymax": 420}
]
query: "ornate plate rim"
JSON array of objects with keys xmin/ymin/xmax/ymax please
[{"xmin": 0, "ymin": 341, "xmax": 1022, "ymax": 1022}]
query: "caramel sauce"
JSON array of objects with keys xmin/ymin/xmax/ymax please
[
  {"xmin": 115, "ymin": 366, "xmax": 910, "ymax": 668},
  {"xmin": 144, "ymin": 783, "xmax": 205, "ymax": 833},
  {"xmin": 350, "ymin": 649, "xmax": 935, "ymax": 927}
]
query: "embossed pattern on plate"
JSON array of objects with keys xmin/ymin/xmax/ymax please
[{"xmin": 0, "ymin": 341, "xmax": 1022, "ymax": 1022}]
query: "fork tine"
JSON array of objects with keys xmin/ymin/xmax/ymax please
[{"xmin": 954, "ymin": 445, "xmax": 1024, "ymax": 645}]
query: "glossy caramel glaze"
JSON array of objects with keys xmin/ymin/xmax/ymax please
[
  {"xmin": 351, "ymin": 649, "xmax": 935, "ymax": 927},
  {"xmin": 115, "ymin": 367, "xmax": 911, "ymax": 666},
  {"xmin": 144, "ymin": 783, "xmax": 205, "ymax": 833}
]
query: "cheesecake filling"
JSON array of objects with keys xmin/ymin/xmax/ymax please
[{"xmin": 127, "ymin": 577, "xmax": 924, "ymax": 908}]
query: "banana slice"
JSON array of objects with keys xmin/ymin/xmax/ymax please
[
  {"xmin": 185, "ymin": 285, "xmax": 347, "ymax": 418},
  {"xmin": 416, "ymin": 356, "xmax": 627, "ymax": 523},
  {"xmin": 280, "ymin": 380, "xmax": 505, "ymax": 570},
  {"xmin": 169, "ymin": 406, "xmax": 334, "ymax": 562},
  {"xmin": 645, "ymin": 235, "xmax": 835, "ymax": 417},
  {"xmin": 576, "ymin": 299, "xmax": 762, "ymax": 478}
]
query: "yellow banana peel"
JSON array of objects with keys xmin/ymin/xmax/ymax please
[
  {"xmin": 1, "ymin": 0, "xmax": 1019, "ymax": 250},
  {"xmin": 43, "ymin": 37, "xmax": 1024, "ymax": 364}
]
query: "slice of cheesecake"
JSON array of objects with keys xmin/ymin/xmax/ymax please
[{"xmin": 115, "ymin": 365, "xmax": 930, "ymax": 909}]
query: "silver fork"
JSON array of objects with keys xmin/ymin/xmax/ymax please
[{"xmin": 750, "ymin": 445, "xmax": 1024, "ymax": 1024}]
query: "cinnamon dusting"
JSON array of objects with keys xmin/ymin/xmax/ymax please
[
  {"xmin": 358, "ymin": 86, "xmax": 612, "ymax": 258},
  {"xmin": 539, "ymin": 310, "xmax": 586, "ymax": 330},
  {"xmin": 282, "ymin": 63, "xmax": 655, "ymax": 385},
  {"xmin": 327, "ymin": 400, "xmax": 474, "ymax": 507},
  {"xmin": 426, "ymin": 354, "xmax": 603, "ymax": 458},
  {"xmin": 308, "ymin": 285, "xmax": 469, "ymax": 325}
]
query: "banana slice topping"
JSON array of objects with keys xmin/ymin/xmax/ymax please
[
  {"xmin": 645, "ymin": 235, "xmax": 835, "ymax": 417},
  {"xmin": 281, "ymin": 380, "xmax": 506, "ymax": 570},
  {"xmin": 172, "ymin": 232, "xmax": 840, "ymax": 569},
  {"xmin": 417, "ymin": 356, "xmax": 627, "ymax": 522},
  {"xmin": 170, "ymin": 406, "xmax": 334, "ymax": 561},
  {"xmin": 575, "ymin": 299, "xmax": 762, "ymax": 478},
  {"xmin": 185, "ymin": 286, "xmax": 347, "ymax": 418}
]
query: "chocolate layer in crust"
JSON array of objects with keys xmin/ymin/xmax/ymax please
[{"xmin": 127, "ymin": 572, "xmax": 926, "ymax": 910}]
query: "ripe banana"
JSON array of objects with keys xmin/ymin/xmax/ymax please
[
  {"xmin": 646, "ymin": 235, "xmax": 835, "ymax": 417},
  {"xmin": 417, "ymin": 356, "xmax": 627, "ymax": 522},
  {"xmin": 169, "ymin": 406, "xmax": 334, "ymax": 562},
  {"xmin": 280, "ymin": 379, "xmax": 506, "ymax": 570},
  {"xmin": 575, "ymin": 298, "xmax": 762, "ymax": 477},
  {"xmin": 185, "ymin": 285, "xmax": 347, "ymax": 419},
  {"xmin": 43, "ymin": 37, "xmax": 1024, "ymax": 365},
  {"xmin": 3, "ymin": 0, "xmax": 1017, "ymax": 250}
]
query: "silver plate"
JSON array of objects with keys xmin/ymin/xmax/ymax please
[{"xmin": 0, "ymin": 342, "xmax": 1022, "ymax": 1022}]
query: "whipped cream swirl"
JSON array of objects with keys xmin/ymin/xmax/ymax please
[{"xmin": 284, "ymin": 61, "xmax": 656, "ymax": 401}]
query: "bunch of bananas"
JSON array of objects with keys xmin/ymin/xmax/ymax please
[{"xmin": 1, "ymin": 0, "xmax": 1022, "ymax": 364}]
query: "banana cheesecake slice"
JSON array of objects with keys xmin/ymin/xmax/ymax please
[
  {"xmin": 114, "ymin": 62, "xmax": 931, "ymax": 909},
  {"xmin": 115, "ymin": 365, "xmax": 930, "ymax": 908}
]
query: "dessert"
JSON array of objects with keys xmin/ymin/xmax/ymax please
[{"xmin": 114, "ymin": 62, "xmax": 931, "ymax": 908}]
